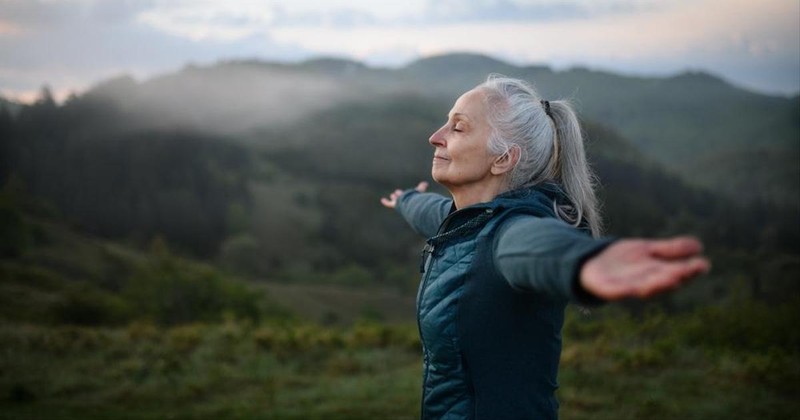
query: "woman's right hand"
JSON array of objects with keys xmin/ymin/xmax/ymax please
[
  {"xmin": 579, "ymin": 236, "xmax": 710, "ymax": 300},
  {"xmin": 380, "ymin": 181, "xmax": 428, "ymax": 209}
]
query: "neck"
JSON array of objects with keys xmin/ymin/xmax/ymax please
[{"xmin": 448, "ymin": 178, "xmax": 510, "ymax": 209}]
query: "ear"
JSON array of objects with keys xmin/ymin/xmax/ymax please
[{"xmin": 491, "ymin": 146, "xmax": 520, "ymax": 176}]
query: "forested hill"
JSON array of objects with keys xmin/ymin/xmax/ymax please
[
  {"xmin": 58, "ymin": 52, "xmax": 799, "ymax": 208},
  {"xmin": 1, "ymin": 53, "xmax": 798, "ymax": 305},
  {"xmin": 380, "ymin": 53, "xmax": 799, "ymax": 208}
]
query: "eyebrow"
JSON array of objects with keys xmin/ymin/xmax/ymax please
[{"xmin": 448, "ymin": 112, "xmax": 471, "ymax": 121}]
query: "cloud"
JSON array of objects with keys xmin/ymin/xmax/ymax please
[
  {"xmin": 414, "ymin": 0, "xmax": 662, "ymax": 25},
  {"xmin": 263, "ymin": 0, "xmax": 663, "ymax": 29},
  {"xmin": 0, "ymin": 0, "xmax": 312, "ymax": 99},
  {"xmin": 0, "ymin": 0, "xmax": 155, "ymax": 28},
  {"xmin": 270, "ymin": 6, "xmax": 379, "ymax": 28},
  {"xmin": 0, "ymin": 0, "xmax": 797, "ymax": 100},
  {"xmin": 269, "ymin": 0, "xmax": 799, "ymax": 95},
  {"xmin": 0, "ymin": 0, "xmax": 79, "ymax": 28},
  {"xmin": 92, "ymin": 0, "xmax": 157, "ymax": 24},
  {"xmin": 136, "ymin": 1, "xmax": 276, "ymax": 41}
]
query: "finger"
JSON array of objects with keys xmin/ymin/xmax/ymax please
[
  {"xmin": 416, "ymin": 181, "xmax": 429, "ymax": 192},
  {"xmin": 380, "ymin": 197, "xmax": 395, "ymax": 208},
  {"xmin": 637, "ymin": 257, "xmax": 711, "ymax": 298},
  {"xmin": 647, "ymin": 236, "xmax": 704, "ymax": 259}
]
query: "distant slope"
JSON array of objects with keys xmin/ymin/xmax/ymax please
[
  {"xmin": 395, "ymin": 54, "xmax": 799, "ymax": 207},
  {"xmin": 0, "ymin": 208, "xmax": 414, "ymax": 326},
  {"xmin": 73, "ymin": 53, "xmax": 798, "ymax": 207},
  {"xmin": 0, "ymin": 96, "xmax": 22, "ymax": 116},
  {"xmin": 4, "ymin": 64, "xmax": 798, "ymax": 313}
]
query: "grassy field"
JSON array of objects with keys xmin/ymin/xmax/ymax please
[
  {"xmin": 1, "ymin": 204, "xmax": 797, "ymax": 419},
  {"xmin": 1, "ymin": 302, "xmax": 797, "ymax": 420}
]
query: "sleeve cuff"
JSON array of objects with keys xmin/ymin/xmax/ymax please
[{"xmin": 570, "ymin": 238, "xmax": 617, "ymax": 306}]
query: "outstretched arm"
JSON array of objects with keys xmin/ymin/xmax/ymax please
[
  {"xmin": 381, "ymin": 181, "xmax": 453, "ymax": 238},
  {"xmin": 579, "ymin": 236, "xmax": 710, "ymax": 300},
  {"xmin": 380, "ymin": 181, "xmax": 428, "ymax": 209},
  {"xmin": 494, "ymin": 217, "xmax": 710, "ymax": 304}
]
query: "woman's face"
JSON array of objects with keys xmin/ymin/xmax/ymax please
[{"xmin": 429, "ymin": 88, "xmax": 496, "ymax": 190}]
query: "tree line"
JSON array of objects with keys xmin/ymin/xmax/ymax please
[{"xmin": 1, "ymin": 87, "xmax": 797, "ymax": 302}]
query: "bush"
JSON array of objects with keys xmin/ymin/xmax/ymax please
[
  {"xmin": 0, "ymin": 191, "xmax": 33, "ymax": 257},
  {"xmin": 124, "ymin": 250, "xmax": 264, "ymax": 326},
  {"xmin": 51, "ymin": 286, "xmax": 132, "ymax": 326},
  {"xmin": 329, "ymin": 263, "xmax": 373, "ymax": 286}
]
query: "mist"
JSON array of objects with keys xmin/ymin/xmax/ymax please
[{"xmin": 76, "ymin": 61, "xmax": 370, "ymax": 137}]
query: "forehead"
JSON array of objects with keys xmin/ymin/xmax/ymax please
[{"xmin": 450, "ymin": 88, "xmax": 488, "ymax": 120}]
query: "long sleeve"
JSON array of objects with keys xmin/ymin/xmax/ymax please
[
  {"xmin": 395, "ymin": 190, "xmax": 452, "ymax": 238},
  {"xmin": 493, "ymin": 215, "xmax": 614, "ymax": 305}
]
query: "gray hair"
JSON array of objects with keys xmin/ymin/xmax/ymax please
[{"xmin": 478, "ymin": 75, "xmax": 603, "ymax": 237}]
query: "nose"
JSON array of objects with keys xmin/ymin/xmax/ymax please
[{"xmin": 429, "ymin": 125, "xmax": 446, "ymax": 147}]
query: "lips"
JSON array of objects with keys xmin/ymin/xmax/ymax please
[{"xmin": 433, "ymin": 155, "xmax": 450, "ymax": 161}]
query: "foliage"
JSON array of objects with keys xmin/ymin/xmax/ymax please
[
  {"xmin": 0, "ymin": 209, "xmax": 290, "ymax": 327},
  {"xmin": 5, "ymin": 104, "xmax": 252, "ymax": 256},
  {"xmin": 1, "ymin": 53, "xmax": 797, "ymax": 419},
  {"xmin": 0, "ymin": 301, "xmax": 797, "ymax": 419},
  {"xmin": 0, "ymin": 186, "xmax": 33, "ymax": 258},
  {"xmin": 1, "ymin": 63, "xmax": 797, "ymax": 299},
  {"xmin": 123, "ymin": 242, "xmax": 264, "ymax": 325}
]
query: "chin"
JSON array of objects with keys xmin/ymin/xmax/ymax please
[{"xmin": 431, "ymin": 175, "xmax": 452, "ymax": 189}]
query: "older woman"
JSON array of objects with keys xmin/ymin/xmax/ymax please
[{"xmin": 381, "ymin": 75, "xmax": 710, "ymax": 419}]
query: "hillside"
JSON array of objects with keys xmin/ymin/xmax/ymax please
[
  {"xmin": 395, "ymin": 54, "xmax": 799, "ymax": 206},
  {"xmin": 0, "ymin": 189, "xmax": 414, "ymax": 326},
  {"xmin": 59, "ymin": 53, "xmax": 799, "ymax": 208},
  {"xmin": 1, "ymin": 53, "xmax": 797, "ymax": 313},
  {"xmin": 0, "ymin": 96, "xmax": 22, "ymax": 116}
]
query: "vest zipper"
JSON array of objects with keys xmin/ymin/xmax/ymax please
[
  {"xmin": 419, "ymin": 243, "xmax": 434, "ymax": 273},
  {"xmin": 417, "ymin": 251, "xmax": 434, "ymax": 420},
  {"xmin": 416, "ymin": 206, "xmax": 494, "ymax": 419},
  {"xmin": 416, "ymin": 211, "xmax": 459, "ymax": 419}
]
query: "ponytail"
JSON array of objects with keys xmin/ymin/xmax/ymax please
[
  {"xmin": 480, "ymin": 75, "xmax": 603, "ymax": 237},
  {"xmin": 548, "ymin": 100, "xmax": 602, "ymax": 237}
]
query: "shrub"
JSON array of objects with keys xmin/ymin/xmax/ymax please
[
  {"xmin": 51, "ymin": 285, "xmax": 132, "ymax": 326},
  {"xmin": 124, "ymin": 251, "xmax": 264, "ymax": 326}
]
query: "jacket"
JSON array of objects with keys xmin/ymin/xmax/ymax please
[{"xmin": 395, "ymin": 184, "xmax": 612, "ymax": 419}]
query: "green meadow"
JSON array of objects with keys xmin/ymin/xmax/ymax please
[{"xmin": 1, "ymin": 303, "xmax": 797, "ymax": 419}]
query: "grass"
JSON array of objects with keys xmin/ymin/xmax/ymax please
[
  {"xmin": 1, "ymin": 202, "xmax": 797, "ymax": 419},
  {"xmin": 0, "ymin": 321, "xmax": 422, "ymax": 420},
  {"xmin": 1, "ymin": 302, "xmax": 798, "ymax": 420}
]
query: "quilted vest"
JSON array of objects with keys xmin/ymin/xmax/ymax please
[{"xmin": 417, "ymin": 186, "xmax": 571, "ymax": 419}]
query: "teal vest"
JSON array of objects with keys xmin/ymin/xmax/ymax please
[{"xmin": 417, "ymin": 186, "xmax": 571, "ymax": 419}]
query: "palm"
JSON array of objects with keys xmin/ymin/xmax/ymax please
[
  {"xmin": 380, "ymin": 181, "xmax": 428, "ymax": 209},
  {"xmin": 580, "ymin": 237, "xmax": 710, "ymax": 300}
]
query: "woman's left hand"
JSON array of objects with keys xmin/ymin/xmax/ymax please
[
  {"xmin": 380, "ymin": 181, "xmax": 428, "ymax": 209},
  {"xmin": 579, "ymin": 236, "xmax": 711, "ymax": 300}
]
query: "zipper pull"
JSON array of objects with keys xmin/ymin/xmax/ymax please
[{"xmin": 419, "ymin": 242, "xmax": 434, "ymax": 273}]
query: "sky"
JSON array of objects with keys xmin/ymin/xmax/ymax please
[{"xmin": 1, "ymin": 0, "xmax": 798, "ymax": 103}]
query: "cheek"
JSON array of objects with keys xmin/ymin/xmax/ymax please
[{"xmin": 459, "ymin": 144, "xmax": 492, "ymax": 166}]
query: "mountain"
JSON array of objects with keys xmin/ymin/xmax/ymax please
[
  {"xmin": 67, "ymin": 53, "xmax": 799, "ymax": 208},
  {"xmin": 2, "ymin": 53, "xmax": 797, "ymax": 311},
  {"xmin": 393, "ymin": 55, "xmax": 799, "ymax": 207},
  {"xmin": 0, "ymin": 95, "xmax": 22, "ymax": 116}
]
